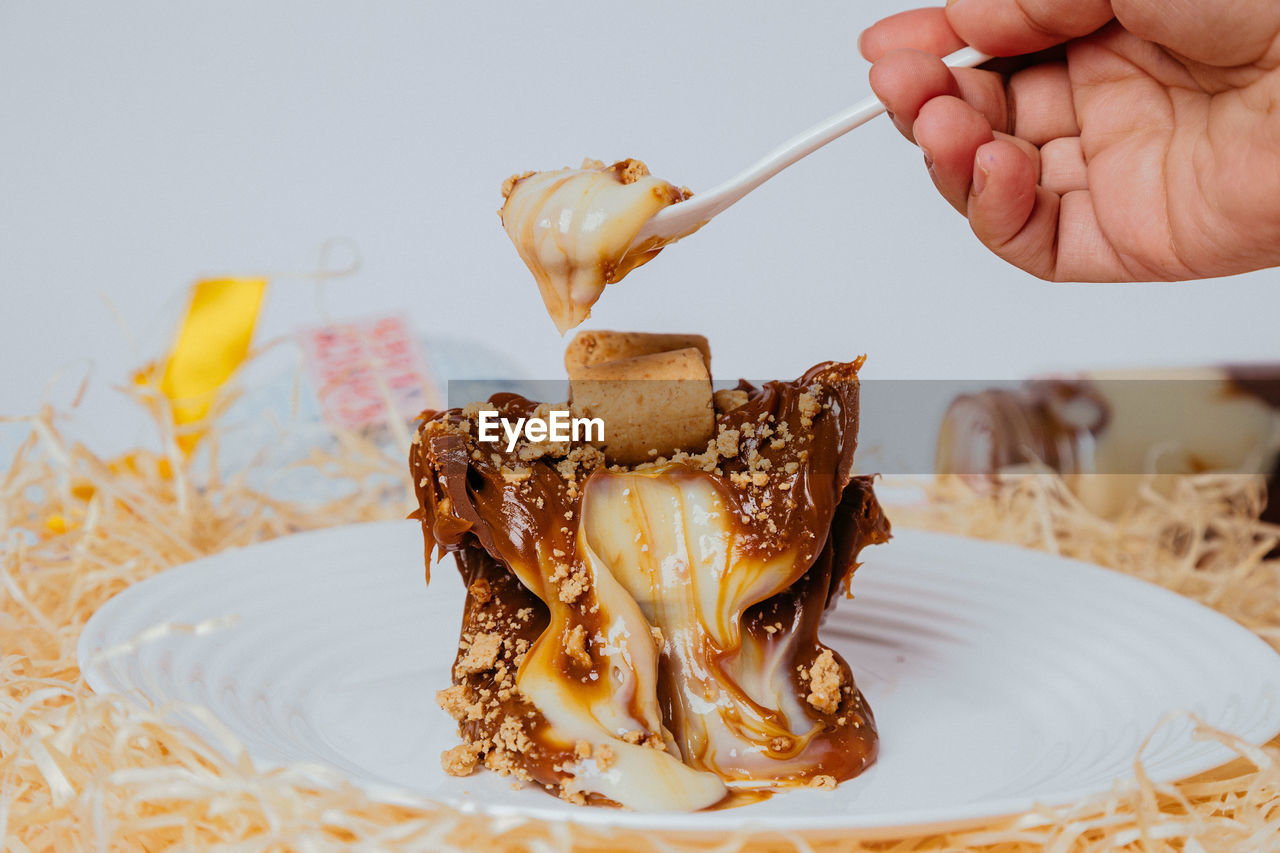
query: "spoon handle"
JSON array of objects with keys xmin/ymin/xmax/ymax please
[
  {"xmin": 731, "ymin": 46, "xmax": 990, "ymax": 208},
  {"xmin": 636, "ymin": 45, "xmax": 990, "ymax": 243}
]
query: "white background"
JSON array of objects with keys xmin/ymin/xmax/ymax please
[{"xmin": 2, "ymin": 1, "xmax": 1277, "ymax": 454}]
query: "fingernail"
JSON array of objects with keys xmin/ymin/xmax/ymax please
[
  {"xmin": 921, "ymin": 146, "xmax": 934, "ymax": 172},
  {"xmin": 887, "ymin": 109, "xmax": 913, "ymax": 139},
  {"xmin": 972, "ymin": 152, "xmax": 989, "ymax": 196}
]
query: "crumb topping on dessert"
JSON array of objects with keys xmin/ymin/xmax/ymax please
[
  {"xmin": 804, "ymin": 648, "xmax": 844, "ymax": 715},
  {"xmin": 563, "ymin": 623, "xmax": 593, "ymax": 669},
  {"xmin": 714, "ymin": 388, "xmax": 749, "ymax": 414},
  {"xmin": 441, "ymin": 742, "xmax": 483, "ymax": 777},
  {"xmin": 454, "ymin": 632, "xmax": 502, "ymax": 677}
]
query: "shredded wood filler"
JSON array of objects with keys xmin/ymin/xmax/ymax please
[{"xmin": 3, "ymin": 383, "xmax": 1280, "ymax": 850}]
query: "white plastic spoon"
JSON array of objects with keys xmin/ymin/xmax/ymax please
[{"xmin": 627, "ymin": 46, "xmax": 990, "ymax": 252}]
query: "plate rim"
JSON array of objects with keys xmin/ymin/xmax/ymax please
[{"xmin": 77, "ymin": 519, "xmax": 1280, "ymax": 837}]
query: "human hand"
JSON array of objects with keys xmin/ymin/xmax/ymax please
[{"xmin": 860, "ymin": 1, "xmax": 1280, "ymax": 281}]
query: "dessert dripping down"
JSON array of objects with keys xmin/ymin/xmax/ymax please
[{"xmin": 412, "ymin": 331, "xmax": 889, "ymax": 810}]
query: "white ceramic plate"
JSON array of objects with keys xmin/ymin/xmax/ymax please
[{"xmin": 79, "ymin": 521, "xmax": 1280, "ymax": 839}]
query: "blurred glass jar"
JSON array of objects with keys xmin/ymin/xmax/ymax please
[{"xmin": 935, "ymin": 367, "xmax": 1280, "ymax": 519}]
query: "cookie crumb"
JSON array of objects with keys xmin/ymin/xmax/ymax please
[
  {"xmin": 716, "ymin": 427, "xmax": 740, "ymax": 458},
  {"xmin": 441, "ymin": 742, "xmax": 483, "ymax": 777},
  {"xmin": 455, "ymin": 632, "xmax": 502, "ymax": 677},
  {"xmin": 502, "ymin": 465, "xmax": 532, "ymax": 484},
  {"xmin": 805, "ymin": 648, "xmax": 843, "ymax": 714},
  {"xmin": 557, "ymin": 563, "xmax": 590, "ymax": 604},
  {"xmin": 501, "ymin": 170, "xmax": 536, "ymax": 199},
  {"xmin": 559, "ymin": 776, "xmax": 587, "ymax": 806},
  {"xmin": 615, "ymin": 158, "xmax": 650, "ymax": 185},
  {"xmin": 436, "ymin": 684, "xmax": 481, "ymax": 722},
  {"xmin": 564, "ymin": 624, "xmax": 593, "ymax": 668},
  {"xmin": 497, "ymin": 716, "xmax": 534, "ymax": 754},
  {"xmin": 468, "ymin": 579, "xmax": 492, "ymax": 604},
  {"xmin": 798, "ymin": 390, "xmax": 821, "ymax": 427},
  {"xmin": 713, "ymin": 389, "xmax": 749, "ymax": 414}
]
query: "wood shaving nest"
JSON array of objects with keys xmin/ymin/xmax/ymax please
[{"xmin": 3, "ymin": 386, "xmax": 1280, "ymax": 851}]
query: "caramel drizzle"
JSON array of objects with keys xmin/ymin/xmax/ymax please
[{"xmin": 411, "ymin": 362, "xmax": 890, "ymax": 806}]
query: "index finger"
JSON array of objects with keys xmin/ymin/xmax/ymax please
[
  {"xmin": 946, "ymin": 0, "xmax": 1114, "ymax": 56},
  {"xmin": 859, "ymin": 8, "xmax": 967, "ymax": 62}
]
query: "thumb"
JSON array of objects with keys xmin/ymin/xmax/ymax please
[{"xmin": 945, "ymin": 0, "xmax": 1113, "ymax": 56}]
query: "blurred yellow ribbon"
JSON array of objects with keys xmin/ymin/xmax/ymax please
[
  {"xmin": 44, "ymin": 278, "xmax": 265, "ymax": 537},
  {"xmin": 147, "ymin": 277, "xmax": 267, "ymax": 454}
]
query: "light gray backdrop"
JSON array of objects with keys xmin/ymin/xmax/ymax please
[{"xmin": 2, "ymin": 1, "xmax": 1276, "ymax": 454}]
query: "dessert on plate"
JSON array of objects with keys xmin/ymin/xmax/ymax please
[{"xmin": 410, "ymin": 331, "xmax": 889, "ymax": 811}]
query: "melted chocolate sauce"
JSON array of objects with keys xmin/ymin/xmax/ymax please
[{"xmin": 410, "ymin": 361, "xmax": 890, "ymax": 806}]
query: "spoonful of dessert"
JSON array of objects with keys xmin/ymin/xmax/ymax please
[{"xmin": 500, "ymin": 46, "xmax": 988, "ymax": 333}]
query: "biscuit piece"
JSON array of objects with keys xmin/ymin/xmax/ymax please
[
  {"xmin": 569, "ymin": 347, "xmax": 715, "ymax": 466},
  {"xmin": 564, "ymin": 330, "xmax": 711, "ymax": 377}
]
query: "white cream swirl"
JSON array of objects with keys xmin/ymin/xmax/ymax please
[{"xmin": 500, "ymin": 159, "xmax": 689, "ymax": 334}]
